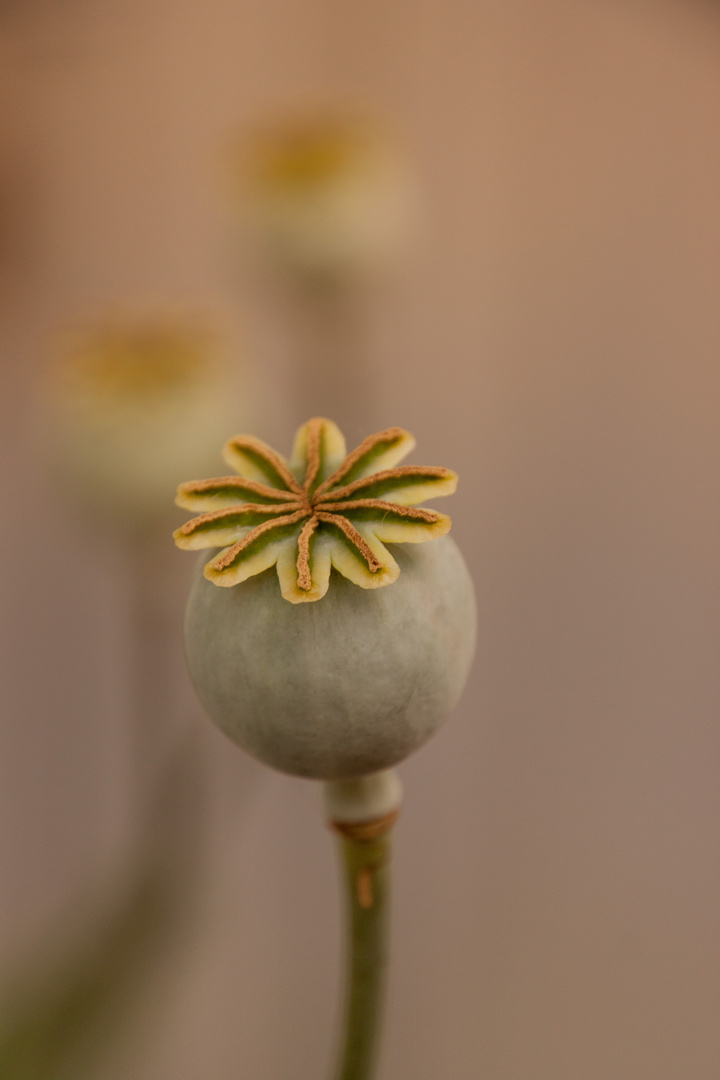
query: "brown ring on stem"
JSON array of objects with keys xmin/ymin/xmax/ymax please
[{"xmin": 330, "ymin": 810, "xmax": 399, "ymax": 843}]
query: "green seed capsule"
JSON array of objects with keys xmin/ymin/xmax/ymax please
[{"xmin": 184, "ymin": 534, "xmax": 476, "ymax": 780}]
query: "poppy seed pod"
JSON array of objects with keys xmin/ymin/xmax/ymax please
[
  {"xmin": 176, "ymin": 418, "xmax": 476, "ymax": 779},
  {"xmin": 45, "ymin": 309, "xmax": 253, "ymax": 527},
  {"xmin": 235, "ymin": 109, "xmax": 416, "ymax": 279}
]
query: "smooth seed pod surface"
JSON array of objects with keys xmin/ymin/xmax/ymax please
[{"xmin": 184, "ymin": 534, "xmax": 476, "ymax": 780}]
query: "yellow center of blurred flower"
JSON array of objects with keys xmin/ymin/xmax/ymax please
[
  {"xmin": 67, "ymin": 327, "xmax": 211, "ymax": 401},
  {"xmin": 251, "ymin": 125, "xmax": 366, "ymax": 191}
]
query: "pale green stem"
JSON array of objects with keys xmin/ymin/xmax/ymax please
[
  {"xmin": 333, "ymin": 822, "xmax": 393, "ymax": 1080},
  {"xmin": 323, "ymin": 764, "xmax": 404, "ymax": 1080}
]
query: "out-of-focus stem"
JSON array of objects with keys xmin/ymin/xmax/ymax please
[
  {"xmin": 291, "ymin": 277, "xmax": 376, "ymax": 432},
  {"xmin": 127, "ymin": 532, "xmax": 186, "ymax": 819}
]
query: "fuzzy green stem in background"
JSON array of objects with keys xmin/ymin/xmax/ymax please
[{"xmin": 331, "ymin": 812, "xmax": 396, "ymax": 1080}]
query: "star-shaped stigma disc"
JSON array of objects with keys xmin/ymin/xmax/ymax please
[{"xmin": 174, "ymin": 417, "xmax": 458, "ymax": 603}]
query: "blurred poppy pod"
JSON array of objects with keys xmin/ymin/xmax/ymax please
[
  {"xmin": 45, "ymin": 308, "xmax": 255, "ymax": 528},
  {"xmin": 233, "ymin": 109, "xmax": 417, "ymax": 281}
]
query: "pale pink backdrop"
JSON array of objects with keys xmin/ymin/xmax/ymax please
[{"xmin": 1, "ymin": 2, "xmax": 719, "ymax": 1078}]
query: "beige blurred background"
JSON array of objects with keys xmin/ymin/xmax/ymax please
[{"xmin": 1, "ymin": 1, "xmax": 719, "ymax": 1078}]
